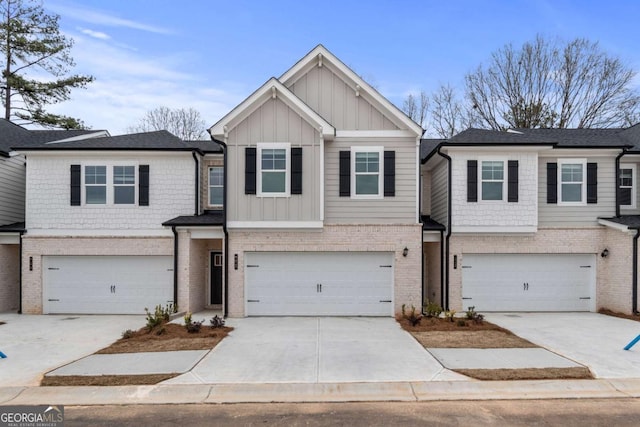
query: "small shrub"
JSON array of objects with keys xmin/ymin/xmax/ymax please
[
  {"xmin": 444, "ymin": 310, "xmax": 456, "ymax": 322},
  {"xmin": 121, "ymin": 329, "xmax": 134, "ymax": 339},
  {"xmin": 210, "ymin": 315, "xmax": 225, "ymax": 328},
  {"xmin": 465, "ymin": 306, "xmax": 485, "ymax": 324},
  {"xmin": 424, "ymin": 300, "xmax": 443, "ymax": 318},
  {"xmin": 184, "ymin": 312, "xmax": 203, "ymax": 333},
  {"xmin": 472, "ymin": 313, "xmax": 485, "ymax": 324},
  {"xmin": 144, "ymin": 303, "xmax": 174, "ymax": 331},
  {"xmin": 456, "ymin": 319, "xmax": 467, "ymax": 327},
  {"xmin": 401, "ymin": 304, "xmax": 423, "ymax": 326}
]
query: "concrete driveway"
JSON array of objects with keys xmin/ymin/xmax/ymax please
[
  {"xmin": 487, "ymin": 313, "xmax": 640, "ymax": 378},
  {"xmin": 165, "ymin": 317, "xmax": 466, "ymax": 384},
  {"xmin": 0, "ymin": 313, "xmax": 144, "ymax": 386}
]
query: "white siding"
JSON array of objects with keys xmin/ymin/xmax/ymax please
[
  {"xmin": 430, "ymin": 162, "xmax": 448, "ymax": 229},
  {"xmin": 538, "ymin": 156, "xmax": 616, "ymax": 227},
  {"xmin": 226, "ymin": 97, "xmax": 322, "ymax": 222},
  {"xmin": 324, "ymin": 137, "xmax": 417, "ymax": 224},
  {"xmin": 26, "ymin": 153, "xmax": 194, "ymax": 231},
  {"xmin": 0, "ymin": 155, "xmax": 26, "ymax": 225},
  {"xmin": 287, "ymin": 64, "xmax": 399, "ymax": 131}
]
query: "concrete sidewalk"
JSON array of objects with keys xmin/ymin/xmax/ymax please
[{"xmin": 1, "ymin": 379, "xmax": 640, "ymax": 406}]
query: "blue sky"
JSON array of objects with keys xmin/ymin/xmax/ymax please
[{"xmin": 43, "ymin": 0, "xmax": 640, "ymax": 135}]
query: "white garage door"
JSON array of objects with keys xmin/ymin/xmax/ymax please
[
  {"xmin": 245, "ymin": 252, "xmax": 393, "ymax": 316},
  {"xmin": 462, "ymin": 254, "xmax": 595, "ymax": 312},
  {"xmin": 43, "ymin": 256, "xmax": 174, "ymax": 314}
]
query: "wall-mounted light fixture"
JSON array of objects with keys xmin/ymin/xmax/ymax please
[
  {"xmin": 601, "ymin": 248, "xmax": 609, "ymax": 258},
  {"xmin": 234, "ymin": 254, "xmax": 238, "ymax": 270},
  {"xmin": 402, "ymin": 247, "xmax": 409, "ymax": 257},
  {"xmin": 453, "ymin": 255, "xmax": 458, "ymax": 269}
]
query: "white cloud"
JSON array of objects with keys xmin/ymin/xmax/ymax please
[{"xmin": 77, "ymin": 27, "xmax": 111, "ymax": 40}]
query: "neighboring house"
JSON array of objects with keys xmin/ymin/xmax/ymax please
[
  {"xmin": 209, "ymin": 44, "xmax": 424, "ymax": 316},
  {"xmin": 0, "ymin": 119, "xmax": 106, "ymax": 312},
  {"xmin": 421, "ymin": 126, "xmax": 640, "ymax": 315},
  {"xmin": 15, "ymin": 131, "xmax": 223, "ymax": 314}
]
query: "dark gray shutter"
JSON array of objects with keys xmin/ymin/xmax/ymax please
[
  {"xmin": 587, "ymin": 162, "xmax": 597, "ymax": 204},
  {"xmin": 467, "ymin": 160, "xmax": 477, "ymax": 202},
  {"xmin": 383, "ymin": 151, "xmax": 395, "ymax": 197},
  {"xmin": 139, "ymin": 165, "xmax": 149, "ymax": 206},
  {"xmin": 245, "ymin": 147, "xmax": 256, "ymax": 195},
  {"xmin": 70, "ymin": 164, "xmax": 81, "ymax": 206},
  {"xmin": 508, "ymin": 160, "xmax": 519, "ymax": 203},
  {"xmin": 547, "ymin": 163, "xmax": 557, "ymax": 204},
  {"xmin": 339, "ymin": 151, "xmax": 350, "ymax": 197},
  {"xmin": 291, "ymin": 147, "xmax": 302, "ymax": 195}
]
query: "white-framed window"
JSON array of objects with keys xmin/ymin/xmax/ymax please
[
  {"xmin": 83, "ymin": 163, "xmax": 137, "ymax": 205},
  {"xmin": 351, "ymin": 146, "xmax": 383, "ymax": 199},
  {"xmin": 620, "ymin": 164, "xmax": 636, "ymax": 209},
  {"xmin": 257, "ymin": 143, "xmax": 290, "ymax": 197},
  {"xmin": 480, "ymin": 160, "xmax": 505, "ymax": 201},
  {"xmin": 209, "ymin": 166, "xmax": 224, "ymax": 206},
  {"xmin": 558, "ymin": 158, "xmax": 587, "ymax": 205}
]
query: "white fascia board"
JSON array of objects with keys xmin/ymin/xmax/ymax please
[
  {"xmin": 422, "ymin": 231, "xmax": 441, "ymax": 242},
  {"xmin": 279, "ymin": 45, "xmax": 423, "ymax": 136},
  {"xmin": 7, "ymin": 150, "xmax": 24, "ymax": 157},
  {"xmin": 209, "ymin": 77, "xmax": 334, "ymax": 140},
  {"xmin": 444, "ymin": 145, "xmax": 554, "ymax": 153},
  {"xmin": 597, "ymin": 219, "xmax": 632, "ymax": 233},
  {"xmin": 336, "ymin": 130, "xmax": 417, "ymax": 138},
  {"xmin": 44, "ymin": 131, "xmax": 110, "ymax": 144},
  {"xmin": 452, "ymin": 225, "xmax": 538, "ymax": 234},
  {"xmin": 25, "ymin": 229, "xmax": 174, "ymax": 237},
  {"xmin": 17, "ymin": 150, "xmax": 192, "ymax": 158},
  {"xmin": 179, "ymin": 228, "xmax": 225, "ymax": 239},
  {"xmin": 544, "ymin": 148, "xmax": 623, "ymax": 157},
  {"xmin": 227, "ymin": 221, "xmax": 323, "ymax": 230}
]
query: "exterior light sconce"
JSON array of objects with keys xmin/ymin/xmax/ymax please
[
  {"xmin": 402, "ymin": 247, "xmax": 409, "ymax": 257},
  {"xmin": 601, "ymin": 248, "xmax": 609, "ymax": 258}
]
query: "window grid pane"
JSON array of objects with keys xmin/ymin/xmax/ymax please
[
  {"xmin": 481, "ymin": 161, "xmax": 504, "ymax": 200},
  {"xmin": 113, "ymin": 166, "xmax": 135, "ymax": 184},
  {"xmin": 354, "ymin": 151, "xmax": 380, "ymax": 195},
  {"xmin": 562, "ymin": 183, "xmax": 582, "ymax": 202},
  {"xmin": 261, "ymin": 149, "xmax": 286, "ymax": 171},
  {"xmin": 481, "ymin": 161, "xmax": 503, "ymax": 180},
  {"xmin": 85, "ymin": 166, "xmax": 106, "ymax": 185},
  {"xmin": 86, "ymin": 186, "xmax": 106, "ymax": 204},
  {"xmin": 114, "ymin": 186, "xmax": 135, "ymax": 204},
  {"xmin": 262, "ymin": 171, "xmax": 286, "ymax": 193},
  {"xmin": 620, "ymin": 169, "xmax": 633, "ymax": 188},
  {"xmin": 561, "ymin": 164, "xmax": 583, "ymax": 183},
  {"xmin": 209, "ymin": 167, "xmax": 224, "ymax": 204}
]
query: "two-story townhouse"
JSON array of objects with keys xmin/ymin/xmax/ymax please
[
  {"xmin": 208, "ymin": 45, "xmax": 424, "ymax": 317},
  {"xmin": 0, "ymin": 119, "xmax": 106, "ymax": 312},
  {"xmin": 422, "ymin": 126, "xmax": 640, "ymax": 315},
  {"xmin": 15, "ymin": 131, "xmax": 223, "ymax": 314}
]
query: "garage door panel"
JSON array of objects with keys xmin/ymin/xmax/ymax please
[
  {"xmin": 462, "ymin": 254, "xmax": 595, "ymax": 312},
  {"xmin": 245, "ymin": 252, "xmax": 393, "ymax": 316},
  {"xmin": 43, "ymin": 256, "xmax": 173, "ymax": 314}
]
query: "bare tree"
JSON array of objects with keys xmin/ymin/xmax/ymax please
[
  {"xmin": 402, "ymin": 90, "xmax": 429, "ymax": 130},
  {"xmin": 430, "ymin": 84, "xmax": 478, "ymax": 138},
  {"xmin": 465, "ymin": 35, "xmax": 640, "ymax": 130},
  {"xmin": 128, "ymin": 106, "xmax": 207, "ymax": 140}
]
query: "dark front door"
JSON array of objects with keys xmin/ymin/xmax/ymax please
[{"xmin": 210, "ymin": 252, "xmax": 223, "ymax": 305}]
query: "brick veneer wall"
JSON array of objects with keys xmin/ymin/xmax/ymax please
[{"xmin": 0, "ymin": 244, "xmax": 20, "ymax": 312}]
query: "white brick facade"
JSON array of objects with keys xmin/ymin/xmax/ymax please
[
  {"xmin": 451, "ymin": 152, "xmax": 538, "ymax": 230},
  {"xmin": 226, "ymin": 224, "xmax": 422, "ymax": 317},
  {"xmin": 25, "ymin": 153, "xmax": 194, "ymax": 232}
]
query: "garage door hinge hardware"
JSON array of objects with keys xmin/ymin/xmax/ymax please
[
  {"xmin": 461, "ymin": 266, "xmax": 472, "ymax": 269},
  {"xmin": 379, "ymin": 265, "xmax": 392, "ymax": 268},
  {"xmin": 247, "ymin": 264, "xmax": 259, "ymax": 268},
  {"xmin": 247, "ymin": 299, "xmax": 260, "ymax": 303},
  {"xmin": 48, "ymin": 299, "xmax": 60, "ymax": 302},
  {"xmin": 580, "ymin": 297, "xmax": 591, "ymax": 300},
  {"xmin": 523, "ymin": 282, "xmax": 529, "ymax": 291},
  {"xmin": 110, "ymin": 285, "xmax": 116, "ymax": 293},
  {"xmin": 316, "ymin": 284, "xmax": 322, "ymax": 293},
  {"xmin": 462, "ymin": 297, "xmax": 472, "ymax": 300},
  {"xmin": 580, "ymin": 265, "xmax": 591, "ymax": 268},
  {"xmin": 47, "ymin": 267, "xmax": 60, "ymax": 270},
  {"xmin": 379, "ymin": 300, "xmax": 392, "ymax": 303}
]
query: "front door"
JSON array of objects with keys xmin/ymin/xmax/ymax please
[{"xmin": 210, "ymin": 252, "xmax": 223, "ymax": 305}]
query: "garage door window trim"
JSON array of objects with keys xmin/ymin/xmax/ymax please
[
  {"xmin": 558, "ymin": 158, "xmax": 587, "ymax": 206},
  {"xmin": 257, "ymin": 142, "xmax": 291, "ymax": 197},
  {"xmin": 82, "ymin": 162, "xmax": 138, "ymax": 206},
  {"xmin": 351, "ymin": 146, "xmax": 384, "ymax": 199}
]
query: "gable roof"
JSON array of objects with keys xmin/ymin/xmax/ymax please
[
  {"xmin": 279, "ymin": 45, "xmax": 423, "ymax": 136},
  {"xmin": 209, "ymin": 77, "xmax": 335, "ymax": 140}
]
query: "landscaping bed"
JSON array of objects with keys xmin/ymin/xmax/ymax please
[{"xmin": 599, "ymin": 308, "xmax": 640, "ymax": 322}]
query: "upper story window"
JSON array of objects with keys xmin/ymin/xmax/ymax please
[
  {"xmin": 209, "ymin": 166, "xmax": 224, "ymax": 206},
  {"xmin": 481, "ymin": 161, "xmax": 504, "ymax": 201},
  {"xmin": 83, "ymin": 164, "xmax": 136, "ymax": 205},
  {"xmin": 351, "ymin": 147, "xmax": 383, "ymax": 199},
  {"xmin": 113, "ymin": 166, "xmax": 135, "ymax": 204},
  {"xmin": 85, "ymin": 166, "xmax": 107, "ymax": 204},
  {"xmin": 620, "ymin": 164, "xmax": 636, "ymax": 209},
  {"xmin": 559, "ymin": 159, "xmax": 586, "ymax": 204},
  {"xmin": 257, "ymin": 143, "xmax": 290, "ymax": 197}
]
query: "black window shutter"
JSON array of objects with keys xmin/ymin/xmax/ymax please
[
  {"xmin": 547, "ymin": 163, "xmax": 557, "ymax": 204},
  {"xmin": 245, "ymin": 147, "xmax": 257, "ymax": 195},
  {"xmin": 587, "ymin": 162, "xmax": 598, "ymax": 204},
  {"xmin": 467, "ymin": 160, "xmax": 477, "ymax": 202},
  {"xmin": 139, "ymin": 165, "xmax": 150, "ymax": 206},
  {"xmin": 291, "ymin": 147, "xmax": 302, "ymax": 195},
  {"xmin": 70, "ymin": 164, "xmax": 81, "ymax": 206},
  {"xmin": 508, "ymin": 160, "xmax": 519, "ymax": 202},
  {"xmin": 339, "ymin": 151, "xmax": 350, "ymax": 197},
  {"xmin": 383, "ymin": 151, "xmax": 395, "ymax": 197}
]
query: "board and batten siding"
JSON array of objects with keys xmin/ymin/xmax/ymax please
[
  {"xmin": 226, "ymin": 97, "xmax": 322, "ymax": 222},
  {"xmin": 286, "ymin": 64, "xmax": 399, "ymax": 131},
  {"xmin": 324, "ymin": 137, "xmax": 417, "ymax": 224},
  {"xmin": 421, "ymin": 171, "xmax": 432, "ymax": 215},
  {"xmin": 0, "ymin": 155, "xmax": 26, "ymax": 225},
  {"xmin": 538, "ymin": 156, "xmax": 616, "ymax": 227},
  {"xmin": 430, "ymin": 161, "xmax": 449, "ymax": 229}
]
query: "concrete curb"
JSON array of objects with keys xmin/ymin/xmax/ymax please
[{"xmin": 1, "ymin": 379, "xmax": 639, "ymax": 405}]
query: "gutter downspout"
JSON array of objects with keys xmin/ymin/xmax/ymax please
[
  {"xmin": 18, "ymin": 230, "xmax": 24, "ymax": 314},
  {"xmin": 615, "ymin": 150, "xmax": 626, "ymax": 217},
  {"xmin": 211, "ymin": 137, "xmax": 229, "ymax": 318},
  {"xmin": 171, "ymin": 226, "xmax": 178, "ymax": 309},
  {"xmin": 633, "ymin": 229, "xmax": 639, "ymax": 314},
  {"xmin": 192, "ymin": 152, "xmax": 200, "ymax": 215},
  {"xmin": 437, "ymin": 146, "xmax": 452, "ymax": 311}
]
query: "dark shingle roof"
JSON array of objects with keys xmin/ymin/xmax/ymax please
[
  {"xmin": 162, "ymin": 212, "xmax": 224, "ymax": 227},
  {"xmin": 420, "ymin": 139, "xmax": 445, "ymax": 161},
  {"xmin": 0, "ymin": 222, "xmax": 25, "ymax": 232},
  {"xmin": 0, "ymin": 119, "xmax": 102, "ymax": 156},
  {"xmin": 13, "ymin": 130, "xmax": 184, "ymax": 150},
  {"xmin": 421, "ymin": 216, "xmax": 445, "ymax": 231},
  {"xmin": 184, "ymin": 140, "xmax": 223, "ymax": 153},
  {"xmin": 600, "ymin": 215, "xmax": 640, "ymax": 229},
  {"xmin": 448, "ymin": 127, "xmax": 632, "ymax": 147}
]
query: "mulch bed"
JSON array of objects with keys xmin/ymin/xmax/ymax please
[
  {"xmin": 41, "ymin": 374, "xmax": 179, "ymax": 387},
  {"xmin": 455, "ymin": 367, "xmax": 593, "ymax": 381},
  {"xmin": 599, "ymin": 308, "xmax": 640, "ymax": 322}
]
